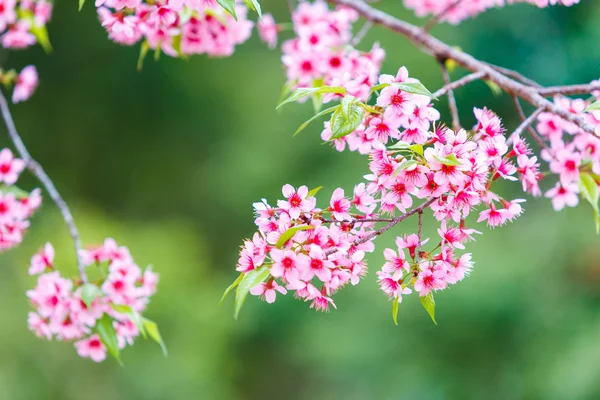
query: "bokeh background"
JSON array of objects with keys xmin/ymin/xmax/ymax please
[{"xmin": 0, "ymin": 1, "xmax": 600, "ymax": 399}]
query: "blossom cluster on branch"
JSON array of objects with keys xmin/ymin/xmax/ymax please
[
  {"xmin": 223, "ymin": 0, "xmax": 600, "ymax": 324},
  {"xmin": 27, "ymin": 239, "xmax": 161, "ymax": 363}
]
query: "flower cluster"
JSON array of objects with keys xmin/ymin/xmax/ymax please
[
  {"xmin": 237, "ymin": 184, "xmax": 377, "ymax": 311},
  {"xmin": 404, "ymin": 0, "xmax": 579, "ymax": 25},
  {"xmin": 27, "ymin": 238, "xmax": 160, "ymax": 362},
  {"xmin": 282, "ymin": 0, "xmax": 385, "ymax": 100},
  {"xmin": 0, "ymin": 148, "xmax": 41, "ymax": 252},
  {"xmin": 1, "ymin": 65, "xmax": 39, "ymax": 103},
  {"xmin": 535, "ymin": 95, "xmax": 600, "ymax": 211},
  {"xmin": 97, "ymin": 0, "xmax": 255, "ymax": 58},
  {"xmin": 0, "ymin": 0, "xmax": 52, "ymax": 49}
]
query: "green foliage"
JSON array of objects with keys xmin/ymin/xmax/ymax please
[
  {"xmin": 371, "ymin": 81, "xmax": 437, "ymax": 99},
  {"xmin": 579, "ymin": 173, "xmax": 600, "ymax": 233},
  {"xmin": 243, "ymin": 0, "xmax": 262, "ymax": 18},
  {"xmin": 137, "ymin": 41, "xmax": 150, "ymax": 72},
  {"xmin": 293, "ymin": 106, "xmax": 337, "ymax": 136},
  {"xmin": 275, "ymin": 225, "xmax": 315, "ymax": 249},
  {"xmin": 111, "ymin": 304, "xmax": 147, "ymax": 339},
  {"xmin": 142, "ymin": 318, "xmax": 168, "ymax": 356},
  {"xmin": 80, "ymin": 283, "xmax": 102, "ymax": 308},
  {"xmin": 391, "ymin": 159, "xmax": 418, "ymax": 178},
  {"xmin": 329, "ymin": 96, "xmax": 363, "ymax": 140},
  {"xmin": 216, "ymin": 0, "xmax": 237, "ymax": 20},
  {"xmin": 307, "ymin": 186, "xmax": 323, "ymax": 197},
  {"xmin": 96, "ymin": 314, "xmax": 122, "ymax": 364},
  {"xmin": 0, "ymin": 184, "xmax": 30, "ymax": 199},
  {"xmin": 220, "ymin": 273, "xmax": 244, "ymax": 304},
  {"xmin": 391, "ymin": 298, "xmax": 399, "ymax": 326},
  {"xmin": 420, "ymin": 292, "xmax": 437, "ymax": 325},
  {"xmin": 234, "ymin": 266, "xmax": 271, "ymax": 320},
  {"xmin": 277, "ymin": 86, "xmax": 346, "ymax": 110},
  {"xmin": 434, "ymin": 153, "xmax": 462, "ymax": 166},
  {"xmin": 584, "ymin": 100, "xmax": 600, "ymax": 112}
]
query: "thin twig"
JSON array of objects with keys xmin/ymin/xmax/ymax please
[
  {"xmin": 415, "ymin": 210, "xmax": 423, "ymax": 262},
  {"xmin": 511, "ymin": 106, "xmax": 544, "ymax": 146},
  {"xmin": 439, "ymin": 61, "xmax": 461, "ymax": 130},
  {"xmin": 321, "ymin": 217, "xmax": 394, "ymax": 223},
  {"xmin": 432, "ymin": 71, "xmax": 486, "ymax": 98},
  {"xmin": 511, "ymin": 96, "xmax": 547, "ymax": 149},
  {"xmin": 0, "ymin": 90, "xmax": 88, "ymax": 283},
  {"xmin": 352, "ymin": 20, "xmax": 374, "ymax": 47},
  {"xmin": 328, "ymin": 0, "xmax": 596, "ymax": 135},
  {"xmin": 325, "ymin": 197, "xmax": 436, "ymax": 255},
  {"xmin": 484, "ymin": 62, "xmax": 543, "ymax": 89},
  {"xmin": 423, "ymin": 0, "xmax": 463, "ymax": 32}
]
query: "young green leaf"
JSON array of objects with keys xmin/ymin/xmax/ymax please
[
  {"xmin": 388, "ymin": 141, "xmax": 411, "ymax": 150},
  {"xmin": 420, "ymin": 292, "xmax": 437, "ymax": 325},
  {"xmin": 391, "ymin": 159, "xmax": 418, "ymax": 178},
  {"xmin": 293, "ymin": 106, "xmax": 337, "ymax": 137},
  {"xmin": 393, "ymin": 82, "xmax": 437, "ymax": 100},
  {"xmin": 111, "ymin": 304, "xmax": 147, "ymax": 339},
  {"xmin": 216, "ymin": 0, "xmax": 237, "ymax": 20},
  {"xmin": 579, "ymin": 173, "xmax": 600, "ymax": 233},
  {"xmin": 484, "ymin": 80, "xmax": 503, "ymax": 97},
  {"xmin": 143, "ymin": 318, "xmax": 168, "ymax": 356},
  {"xmin": 234, "ymin": 266, "xmax": 271, "ymax": 319},
  {"xmin": 30, "ymin": 24, "xmax": 52, "ymax": 54},
  {"xmin": 409, "ymin": 144, "xmax": 424, "ymax": 156},
  {"xmin": 80, "ymin": 283, "xmax": 102, "ymax": 309},
  {"xmin": 585, "ymin": 100, "xmax": 600, "ymax": 112},
  {"xmin": 96, "ymin": 314, "xmax": 122, "ymax": 364},
  {"xmin": 276, "ymin": 225, "xmax": 315, "ymax": 249},
  {"xmin": 307, "ymin": 186, "xmax": 323, "ymax": 197},
  {"xmin": 220, "ymin": 273, "xmax": 244, "ymax": 304},
  {"xmin": 0, "ymin": 184, "xmax": 30, "ymax": 199},
  {"xmin": 243, "ymin": 0, "xmax": 262, "ymax": 18},
  {"xmin": 392, "ymin": 298, "xmax": 399, "ymax": 326},
  {"xmin": 79, "ymin": 0, "xmax": 85, "ymax": 10},
  {"xmin": 137, "ymin": 41, "xmax": 150, "ymax": 72},
  {"xmin": 329, "ymin": 99, "xmax": 363, "ymax": 140},
  {"xmin": 433, "ymin": 153, "xmax": 462, "ymax": 167},
  {"xmin": 277, "ymin": 86, "xmax": 346, "ymax": 110}
]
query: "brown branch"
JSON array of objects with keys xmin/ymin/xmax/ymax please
[
  {"xmin": 511, "ymin": 106, "xmax": 544, "ymax": 146},
  {"xmin": 321, "ymin": 217, "xmax": 394, "ymax": 223},
  {"xmin": 0, "ymin": 90, "xmax": 88, "ymax": 283},
  {"xmin": 352, "ymin": 20, "xmax": 374, "ymax": 47},
  {"xmin": 328, "ymin": 0, "xmax": 596, "ymax": 135},
  {"xmin": 485, "ymin": 62, "xmax": 542, "ymax": 89},
  {"xmin": 432, "ymin": 71, "xmax": 486, "ymax": 98},
  {"xmin": 415, "ymin": 210, "xmax": 424, "ymax": 261},
  {"xmin": 537, "ymin": 83, "xmax": 600, "ymax": 97},
  {"xmin": 511, "ymin": 96, "xmax": 548, "ymax": 149},
  {"xmin": 325, "ymin": 197, "xmax": 436, "ymax": 255},
  {"xmin": 439, "ymin": 61, "xmax": 461, "ymax": 130}
]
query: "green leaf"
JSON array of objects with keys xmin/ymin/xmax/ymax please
[
  {"xmin": 392, "ymin": 298, "xmax": 399, "ymax": 326},
  {"xmin": 275, "ymin": 225, "xmax": 315, "ymax": 249},
  {"xmin": 585, "ymin": 100, "xmax": 600, "ymax": 113},
  {"xmin": 96, "ymin": 314, "xmax": 122, "ymax": 364},
  {"xmin": 307, "ymin": 186, "xmax": 323, "ymax": 198},
  {"xmin": 409, "ymin": 144, "xmax": 424, "ymax": 156},
  {"xmin": 393, "ymin": 81, "xmax": 437, "ymax": 100},
  {"xmin": 243, "ymin": 0, "xmax": 262, "ymax": 18},
  {"xmin": 0, "ymin": 184, "xmax": 29, "ymax": 199},
  {"xmin": 80, "ymin": 283, "xmax": 102, "ymax": 309},
  {"xmin": 358, "ymin": 102, "xmax": 381, "ymax": 114},
  {"xmin": 433, "ymin": 153, "xmax": 462, "ymax": 167},
  {"xmin": 370, "ymin": 83, "xmax": 388, "ymax": 93},
  {"xmin": 216, "ymin": 0, "xmax": 237, "ymax": 20},
  {"xmin": 234, "ymin": 266, "xmax": 271, "ymax": 319},
  {"xmin": 137, "ymin": 41, "xmax": 150, "ymax": 72},
  {"xmin": 111, "ymin": 304, "xmax": 146, "ymax": 339},
  {"xmin": 388, "ymin": 141, "xmax": 411, "ymax": 150},
  {"xmin": 580, "ymin": 173, "xmax": 600, "ymax": 233},
  {"xmin": 172, "ymin": 35, "xmax": 188, "ymax": 60},
  {"xmin": 420, "ymin": 292, "xmax": 437, "ymax": 325},
  {"xmin": 79, "ymin": 0, "xmax": 85, "ymax": 11},
  {"xmin": 220, "ymin": 273, "xmax": 244, "ymax": 304},
  {"xmin": 329, "ymin": 97, "xmax": 364, "ymax": 140},
  {"xmin": 30, "ymin": 23, "xmax": 52, "ymax": 54},
  {"xmin": 293, "ymin": 106, "xmax": 337, "ymax": 137},
  {"xmin": 143, "ymin": 318, "xmax": 168, "ymax": 356},
  {"xmin": 391, "ymin": 159, "xmax": 418, "ymax": 178},
  {"xmin": 277, "ymin": 86, "xmax": 346, "ymax": 110},
  {"xmin": 485, "ymin": 80, "xmax": 503, "ymax": 97}
]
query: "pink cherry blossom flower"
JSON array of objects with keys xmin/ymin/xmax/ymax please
[
  {"xmin": 329, "ymin": 188, "xmax": 351, "ymax": 221},
  {"xmin": 545, "ymin": 182, "xmax": 579, "ymax": 211},
  {"xmin": 0, "ymin": 148, "xmax": 25, "ymax": 184},
  {"xmin": 258, "ymin": 13, "xmax": 278, "ymax": 49},
  {"xmin": 29, "ymin": 242, "xmax": 54, "ymax": 275},
  {"xmin": 277, "ymin": 184, "xmax": 316, "ymax": 220},
  {"xmin": 75, "ymin": 334, "xmax": 107, "ymax": 362},
  {"xmin": 250, "ymin": 279, "xmax": 287, "ymax": 303}
]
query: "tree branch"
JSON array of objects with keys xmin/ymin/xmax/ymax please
[
  {"xmin": 0, "ymin": 90, "xmax": 88, "ymax": 283},
  {"xmin": 432, "ymin": 71, "xmax": 486, "ymax": 98},
  {"xmin": 537, "ymin": 83, "xmax": 600, "ymax": 97},
  {"xmin": 511, "ymin": 96, "xmax": 547, "ymax": 149},
  {"xmin": 326, "ymin": 197, "xmax": 436, "ymax": 255},
  {"xmin": 328, "ymin": 0, "xmax": 596, "ymax": 135},
  {"xmin": 439, "ymin": 61, "xmax": 461, "ymax": 130},
  {"xmin": 423, "ymin": 0, "xmax": 463, "ymax": 32}
]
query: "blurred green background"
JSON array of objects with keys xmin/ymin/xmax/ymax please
[{"xmin": 0, "ymin": 1, "xmax": 600, "ymax": 399}]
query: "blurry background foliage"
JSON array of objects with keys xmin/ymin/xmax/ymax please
[{"xmin": 0, "ymin": 0, "xmax": 599, "ymax": 399}]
